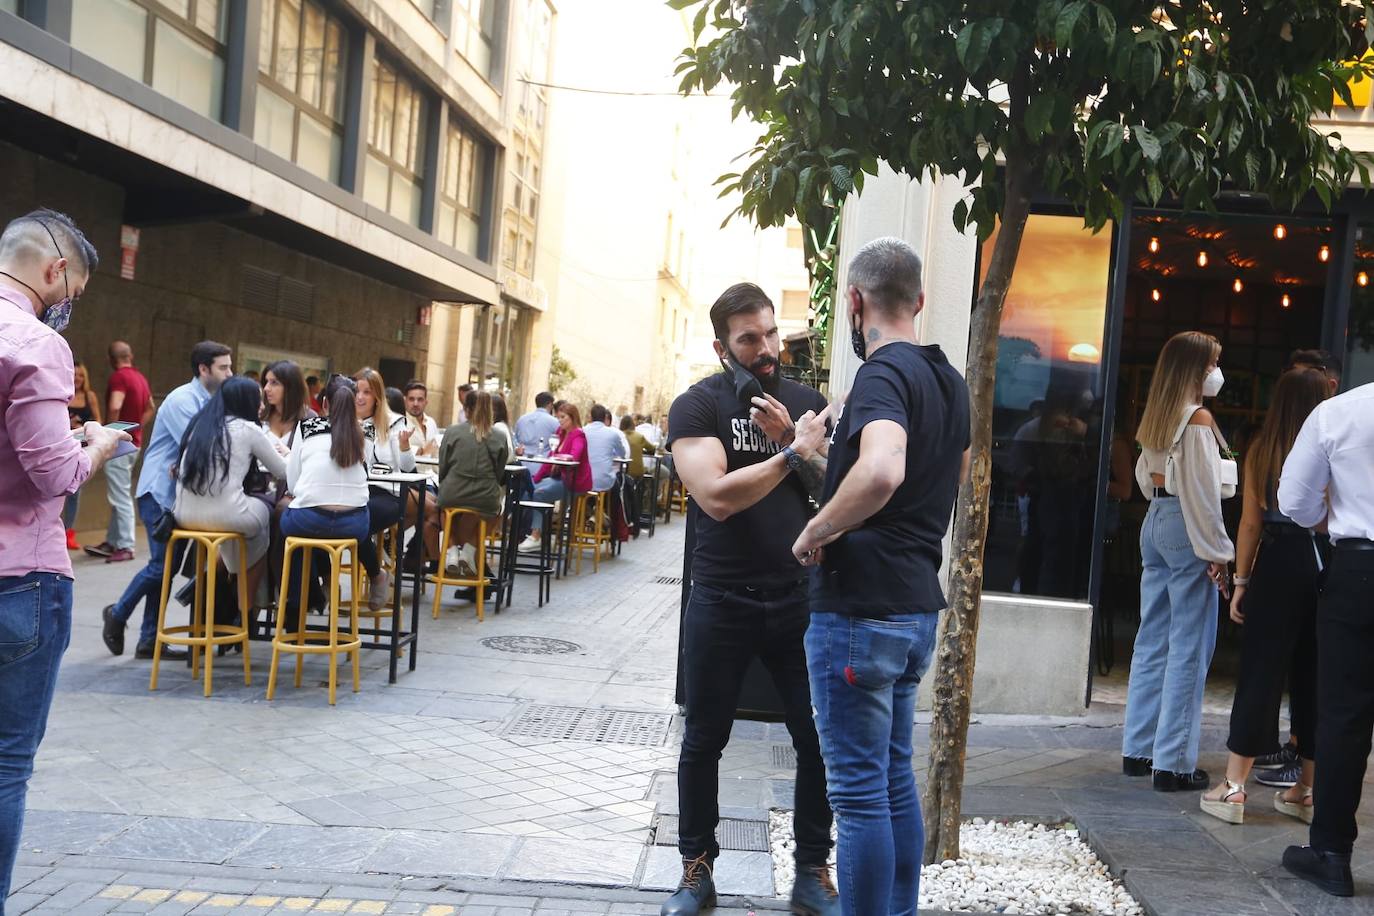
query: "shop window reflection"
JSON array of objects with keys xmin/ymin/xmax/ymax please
[
  {"xmin": 978, "ymin": 215, "xmax": 1113, "ymax": 601},
  {"xmin": 1347, "ymin": 224, "xmax": 1374, "ymax": 388}
]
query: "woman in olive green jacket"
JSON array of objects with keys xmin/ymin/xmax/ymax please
[{"xmin": 430, "ymin": 390, "xmax": 510, "ymax": 576}]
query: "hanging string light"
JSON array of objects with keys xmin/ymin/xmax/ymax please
[
  {"xmin": 1274, "ymin": 224, "xmax": 1288, "ymax": 240},
  {"xmin": 1151, "ymin": 288, "xmax": 1162, "ymax": 302},
  {"xmin": 1232, "ymin": 277, "xmax": 1244, "ymax": 293},
  {"xmin": 1359, "ymin": 271, "xmax": 1370, "ymax": 287},
  {"xmin": 1319, "ymin": 244, "xmax": 1331, "ymax": 263},
  {"xmin": 1281, "ymin": 293, "xmax": 1292, "ymax": 309},
  {"xmin": 1148, "ymin": 236, "xmax": 1160, "ymax": 253},
  {"xmin": 1196, "ymin": 249, "xmax": 1209, "ymax": 268}
]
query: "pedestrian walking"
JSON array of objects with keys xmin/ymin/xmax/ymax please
[
  {"xmin": 0, "ymin": 208, "xmax": 126, "ymax": 902},
  {"xmin": 1122, "ymin": 331, "xmax": 1235, "ymax": 791},
  {"xmin": 1199, "ymin": 368, "xmax": 1329, "ymax": 825},
  {"xmin": 63, "ymin": 359, "xmax": 102, "ymax": 549},
  {"xmin": 1279, "ymin": 379, "xmax": 1374, "ymax": 898},
  {"xmin": 84, "ymin": 340, "xmax": 152, "ymax": 562},
  {"xmin": 101, "ymin": 340, "xmax": 233, "ymax": 660},
  {"xmin": 791, "ymin": 238, "xmax": 970, "ymax": 916},
  {"xmin": 661, "ymin": 282, "xmax": 836, "ymax": 916}
]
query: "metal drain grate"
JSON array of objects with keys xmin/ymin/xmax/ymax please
[
  {"xmin": 653, "ymin": 575, "xmax": 683, "ymax": 586},
  {"xmin": 481, "ymin": 635, "xmax": 583, "ymax": 655},
  {"xmin": 772, "ymin": 744, "xmax": 797, "ymax": 768},
  {"xmin": 653, "ymin": 814, "xmax": 770, "ymax": 851},
  {"xmin": 505, "ymin": 705, "xmax": 672, "ymax": 746}
]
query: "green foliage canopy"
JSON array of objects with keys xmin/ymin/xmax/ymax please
[{"xmin": 674, "ymin": 0, "xmax": 1374, "ymax": 237}]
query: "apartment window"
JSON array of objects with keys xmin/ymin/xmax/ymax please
[
  {"xmin": 72, "ymin": 0, "xmax": 227, "ymax": 121},
  {"xmin": 437, "ymin": 117, "xmax": 489, "ymax": 257},
  {"xmin": 365, "ymin": 57, "xmax": 430, "ymax": 227},
  {"xmin": 503, "ymin": 128, "xmax": 542, "ymax": 277},
  {"xmin": 780, "ymin": 289, "xmax": 809, "ymax": 321},
  {"xmin": 453, "ymin": 0, "xmax": 497, "ymax": 77},
  {"xmin": 786, "ymin": 226, "xmax": 805, "ymax": 250},
  {"xmin": 255, "ymin": 0, "xmax": 348, "ymax": 183}
]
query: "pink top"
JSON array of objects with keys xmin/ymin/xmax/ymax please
[
  {"xmin": 0, "ymin": 286, "xmax": 91, "ymax": 578},
  {"xmin": 533, "ymin": 426, "xmax": 593, "ymax": 493}
]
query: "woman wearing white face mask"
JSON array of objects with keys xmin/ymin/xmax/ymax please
[{"xmin": 1122, "ymin": 331, "xmax": 1236, "ymax": 794}]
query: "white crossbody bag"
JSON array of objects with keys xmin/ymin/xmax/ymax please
[{"xmin": 1164, "ymin": 407, "xmax": 1238, "ymax": 500}]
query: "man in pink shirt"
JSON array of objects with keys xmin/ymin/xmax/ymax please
[{"xmin": 0, "ymin": 209, "xmax": 124, "ymax": 901}]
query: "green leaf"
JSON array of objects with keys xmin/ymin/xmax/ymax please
[
  {"xmin": 1055, "ymin": 1, "xmax": 1087, "ymax": 49},
  {"xmin": 1135, "ymin": 126, "xmax": 1161, "ymax": 162},
  {"xmin": 665, "ymin": 0, "xmax": 698, "ymax": 8},
  {"xmin": 1025, "ymin": 95, "xmax": 1054, "ymax": 143},
  {"xmin": 1146, "ymin": 172, "xmax": 1163, "ymax": 204},
  {"xmin": 955, "ymin": 20, "xmax": 994, "ymax": 71},
  {"xmin": 693, "ymin": 3, "xmax": 708, "ymax": 41},
  {"xmin": 1133, "ymin": 44, "xmax": 1161, "ymax": 95},
  {"xmin": 1094, "ymin": 3, "xmax": 1116, "ymax": 46},
  {"xmin": 829, "ymin": 164, "xmax": 853, "ymax": 194}
]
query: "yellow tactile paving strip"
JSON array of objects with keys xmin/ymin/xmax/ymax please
[{"xmin": 96, "ymin": 884, "xmax": 454, "ymax": 913}]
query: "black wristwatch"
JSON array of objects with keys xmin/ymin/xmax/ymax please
[{"xmin": 781, "ymin": 445, "xmax": 803, "ymax": 471}]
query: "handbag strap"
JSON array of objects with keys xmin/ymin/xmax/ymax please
[{"xmin": 1170, "ymin": 406, "xmax": 1230, "ymax": 458}]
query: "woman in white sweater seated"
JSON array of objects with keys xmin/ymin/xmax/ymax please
[
  {"xmin": 175, "ymin": 377, "xmax": 287, "ymax": 617},
  {"xmin": 281, "ymin": 378, "xmax": 389, "ymax": 614}
]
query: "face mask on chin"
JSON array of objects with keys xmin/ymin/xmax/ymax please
[{"xmin": 1202, "ymin": 366, "xmax": 1225, "ymax": 398}]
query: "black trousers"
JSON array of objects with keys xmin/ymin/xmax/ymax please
[
  {"xmin": 1227, "ymin": 527, "xmax": 1321, "ymax": 759},
  {"xmin": 1310, "ymin": 547, "xmax": 1374, "ymax": 855},
  {"xmin": 677, "ymin": 580, "xmax": 833, "ymax": 866}
]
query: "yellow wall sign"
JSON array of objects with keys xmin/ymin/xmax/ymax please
[{"xmin": 1335, "ymin": 51, "xmax": 1374, "ymax": 108}]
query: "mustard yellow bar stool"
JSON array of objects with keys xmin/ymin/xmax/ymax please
[
  {"xmin": 430, "ymin": 507, "xmax": 489, "ymax": 621},
  {"xmin": 267, "ymin": 536, "xmax": 362, "ymax": 706},
  {"xmin": 569, "ymin": 491, "xmax": 609, "ymax": 575},
  {"xmin": 150, "ymin": 529, "xmax": 251, "ymax": 697}
]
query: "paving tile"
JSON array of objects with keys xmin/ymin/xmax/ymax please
[
  {"xmin": 366, "ymin": 830, "xmax": 516, "ymax": 878},
  {"xmin": 225, "ymin": 825, "xmax": 388, "ymax": 872},
  {"xmin": 19, "ymin": 811, "xmax": 140, "ymax": 855},
  {"xmin": 501, "ymin": 838, "xmax": 643, "ymax": 886},
  {"xmin": 93, "ymin": 818, "xmax": 267, "ymax": 865},
  {"xmin": 1121, "ymin": 868, "xmax": 1295, "ymax": 916}
]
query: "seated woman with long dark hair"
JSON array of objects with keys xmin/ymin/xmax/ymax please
[
  {"xmin": 282, "ymin": 379, "xmax": 388, "ymax": 611},
  {"xmin": 174, "ymin": 377, "xmax": 287, "ymax": 611},
  {"xmin": 261, "ymin": 359, "xmax": 314, "ymax": 447}
]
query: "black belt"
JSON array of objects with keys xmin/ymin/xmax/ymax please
[
  {"xmin": 699, "ymin": 580, "xmax": 806, "ymax": 601},
  {"xmin": 1334, "ymin": 538, "xmax": 1374, "ymax": 552},
  {"xmin": 1151, "ymin": 487, "xmax": 1173, "ymax": 499},
  {"xmin": 1262, "ymin": 521, "xmax": 1308, "ymax": 537}
]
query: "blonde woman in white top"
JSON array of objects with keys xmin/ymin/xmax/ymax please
[{"xmin": 1122, "ymin": 330, "xmax": 1235, "ymax": 793}]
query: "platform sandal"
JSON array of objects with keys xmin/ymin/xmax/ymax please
[
  {"xmin": 1200, "ymin": 778, "xmax": 1246, "ymax": 824},
  {"xmin": 1274, "ymin": 784, "xmax": 1314, "ymax": 824}
]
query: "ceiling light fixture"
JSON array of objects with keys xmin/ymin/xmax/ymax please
[
  {"xmin": 1274, "ymin": 224, "xmax": 1288, "ymax": 240},
  {"xmin": 1151, "ymin": 288, "xmax": 1161, "ymax": 302},
  {"xmin": 1196, "ymin": 249, "xmax": 1209, "ymax": 268},
  {"xmin": 1360, "ymin": 271, "xmax": 1370, "ymax": 287},
  {"xmin": 1319, "ymin": 244, "xmax": 1331, "ymax": 263},
  {"xmin": 1148, "ymin": 236, "xmax": 1160, "ymax": 253},
  {"xmin": 1281, "ymin": 293, "xmax": 1292, "ymax": 309},
  {"xmin": 1232, "ymin": 277, "xmax": 1244, "ymax": 293}
]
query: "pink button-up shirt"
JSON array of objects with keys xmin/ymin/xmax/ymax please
[{"xmin": 0, "ymin": 286, "xmax": 91, "ymax": 578}]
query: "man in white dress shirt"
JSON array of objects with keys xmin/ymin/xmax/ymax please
[
  {"xmin": 402, "ymin": 381, "xmax": 440, "ymax": 457},
  {"xmin": 1278, "ymin": 381, "xmax": 1374, "ymax": 898}
]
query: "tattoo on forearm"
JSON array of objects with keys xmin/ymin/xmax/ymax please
[{"xmin": 797, "ymin": 454, "xmax": 827, "ymax": 500}]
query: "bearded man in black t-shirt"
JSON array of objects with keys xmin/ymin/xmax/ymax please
[{"xmin": 662, "ymin": 283, "xmax": 838, "ymax": 916}]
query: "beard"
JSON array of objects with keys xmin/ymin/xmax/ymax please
[{"xmin": 724, "ymin": 345, "xmax": 783, "ymax": 395}]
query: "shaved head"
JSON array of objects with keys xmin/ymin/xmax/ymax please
[
  {"xmin": 109, "ymin": 340, "xmax": 133, "ymax": 366},
  {"xmin": 0, "ymin": 209, "xmax": 98, "ymax": 278}
]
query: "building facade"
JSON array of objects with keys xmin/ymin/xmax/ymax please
[{"xmin": 0, "ymin": 0, "xmax": 557, "ymax": 530}]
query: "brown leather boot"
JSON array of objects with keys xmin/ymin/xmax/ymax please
[{"xmin": 660, "ymin": 853, "xmax": 716, "ymax": 915}]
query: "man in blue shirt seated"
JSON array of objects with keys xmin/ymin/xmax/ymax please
[{"xmin": 583, "ymin": 403, "xmax": 626, "ymax": 492}]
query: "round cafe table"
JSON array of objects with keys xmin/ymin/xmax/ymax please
[{"xmin": 523, "ymin": 457, "xmax": 579, "ymax": 576}]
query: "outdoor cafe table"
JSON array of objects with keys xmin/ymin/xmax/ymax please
[
  {"xmin": 364, "ymin": 470, "xmax": 429, "ymax": 682},
  {"xmin": 523, "ymin": 457, "xmax": 579, "ymax": 576}
]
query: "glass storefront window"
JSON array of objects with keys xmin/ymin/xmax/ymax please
[
  {"xmin": 73, "ymin": 0, "xmax": 226, "ymax": 121},
  {"xmin": 257, "ymin": 0, "xmax": 348, "ymax": 183},
  {"xmin": 1348, "ymin": 224, "xmax": 1374, "ymax": 388},
  {"xmin": 979, "ymin": 214, "xmax": 1113, "ymax": 601}
]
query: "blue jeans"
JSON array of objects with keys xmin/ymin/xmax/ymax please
[
  {"xmin": 530, "ymin": 478, "xmax": 567, "ymax": 533},
  {"xmin": 112, "ymin": 493, "xmax": 183, "ymax": 649},
  {"xmin": 0, "ymin": 573, "xmax": 72, "ymax": 902},
  {"xmin": 279, "ymin": 507, "xmax": 371, "ymax": 624},
  {"xmin": 806, "ymin": 611, "xmax": 937, "ymax": 916},
  {"xmin": 1123, "ymin": 497, "xmax": 1219, "ymax": 773}
]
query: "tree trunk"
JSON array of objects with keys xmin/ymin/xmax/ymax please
[{"xmin": 922, "ymin": 152, "xmax": 1034, "ymax": 864}]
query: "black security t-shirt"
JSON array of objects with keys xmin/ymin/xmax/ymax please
[
  {"xmin": 811, "ymin": 342, "xmax": 971, "ymax": 616},
  {"xmin": 668, "ymin": 371, "xmax": 828, "ymax": 588}
]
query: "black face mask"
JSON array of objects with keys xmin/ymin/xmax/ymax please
[{"xmin": 719, "ymin": 343, "xmax": 780, "ymax": 404}]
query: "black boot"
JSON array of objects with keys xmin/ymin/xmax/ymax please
[
  {"xmin": 661, "ymin": 853, "xmax": 715, "ymax": 915},
  {"xmin": 791, "ymin": 863, "xmax": 840, "ymax": 915},
  {"xmin": 1283, "ymin": 845, "xmax": 1354, "ymax": 897},
  {"xmin": 1122, "ymin": 756, "xmax": 1153, "ymax": 777},
  {"xmin": 1153, "ymin": 768, "xmax": 1208, "ymax": 792}
]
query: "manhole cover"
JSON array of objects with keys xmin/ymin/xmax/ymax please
[
  {"xmin": 653, "ymin": 814, "xmax": 770, "ymax": 851},
  {"xmin": 772, "ymin": 745, "xmax": 797, "ymax": 768},
  {"xmin": 505, "ymin": 704, "xmax": 672, "ymax": 746},
  {"xmin": 481, "ymin": 636, "xmax": 582, "ymax": 655},
  {"xmin": 653, "ymin": 575, "xmax": 683, "ymax": 586}
]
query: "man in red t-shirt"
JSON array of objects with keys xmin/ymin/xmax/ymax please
[{"xmin": 84, "ymin": 340, "xmax": 153, "ymax": 561}]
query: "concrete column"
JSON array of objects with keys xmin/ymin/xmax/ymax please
[
  {"xmin": 339, "ymin": 28, "xmax": 375, "ymax": 196},
  {"xmin": 222, "ymin": 0, "xmax": 262, "ymax": 136}
]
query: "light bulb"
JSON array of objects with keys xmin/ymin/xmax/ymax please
[
  {"xmin": 1281, "ymin": 293, "xmax": 1291, "ymax": 309},
  {"xmin": 1196, "ymin": 250, "xmax": 1209, "ymax": 268},
  {"xmin": 1232, "ymin": 278, "xmax": 1244, "ymax": 293},
  {"xmin": 1319, "ymin": 245, "xmax": 1331, "ymax": 263},
  {"xmin": 1274, "ymin": 224, "xmax": 1288, "ymax": 240},
  {"xmin": 1360, "ymin": 271, "xmax": 1370, "ymax": 287},
  {"xmin": 1151, "ymin": 288, "xmax": 1162, "ymax": 302},
  {"xmin": 1148, "ymin": 236, "xmax": 1160, "ymax": 253}
]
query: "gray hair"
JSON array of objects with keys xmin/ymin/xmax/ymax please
[
  {"xmin": 0, "ymin": 209, "xmax": 99, "ymax": 276},
  {"xmin": 847, "ymin": 237, "xmax": 922, "ymax": 314}
]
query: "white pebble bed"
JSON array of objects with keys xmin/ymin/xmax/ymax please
[{"xmin": 769, "ymin": 811, "xmax": 1142, "ymax": 914}]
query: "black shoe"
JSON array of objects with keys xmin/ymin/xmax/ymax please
[
  {"xmin": 101, "ymin": 605, "xmax": 125, "ymax": 656},
  {"xmin": 1283, "ymin": 845, "xmax": 1354, "ymax": 897},
  {"xmin": 1257, "ymin": 761, "xmax": 1302, "ymax": 788},
  {"xmin": 791, "ymin": 863, "xmax": 840, "ymax": 915},
  {"xmin": 135, "ymin": 643, "xmax": 189, "ymax": 661},
  {"xmin": 1255, "ymin": 743, "xmax": 1300, "ymax": 771},
  {"xmin": 1123, "ymin": 755, "xmax": 1153, "ymax": 777},
  {"xmin": 1153, "ymin": 768, "xmax": 1209, "ymax": 792},
  {"xmin": 661, "ymin": 854, "xmax": 716, "ymax": 915}
]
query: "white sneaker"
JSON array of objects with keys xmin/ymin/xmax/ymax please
[
  {"xmin": 368, "ymin": 571, "xmax": 391, "ymax": 611},
  {"xmin": 517, "ymin": 536, "xmax": 542, "ymax": 554},
  {"xmin": 445, "ymin": 546, "xmax": 463, "ymax": 576}
]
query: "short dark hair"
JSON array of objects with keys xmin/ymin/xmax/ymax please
[
  {"xmin": 0, "ymin": 208, "xmax": 99, "ymax": 275},
  {"xmin": 590, "ymin": 404, "xmax": 610, "ymax": 424},
  {"xmin": 403, "ymin": 379, "xmax": 427, "ymax": 394},
  {"xmin": 458, "ymin": 383, "xmax": 475, "ymax": 394},
  {"xmin": 385, "ymin": 386, "xmax": 405, "ymax": 416},
  {"xmin": 535, "ymin": 391, "xmax": 555, "ymax": 409},
  {"xmin": 619, "ymin": 415, "xmax": 634, "ymax": 431},
  {"xmin": 710, "ymin": 283, "xmax": 774, "ymax": 341},
  {"xmin": 190, "ymin": 340, "xmax": 231, "ymax": 378},
  {"xmin": 1286, "ymin": 348, "xmax": 1342, "ymax": 380},
  {"xmin": 306, "ymin": 375, "xmax": 319, "ymax": 386}
]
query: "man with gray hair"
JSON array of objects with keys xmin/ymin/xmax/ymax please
[
  {"xmin": 792, "ymin": 236, "xmax": 970, "ymax": 915},
  {"xmin": 0, "ymin": 209, "xmax": 126, "ymax": 900}
]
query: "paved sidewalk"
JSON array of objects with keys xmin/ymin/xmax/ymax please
[{"xmin": 9, "ymin": 521, "xmax": 1374, "ymax": 915}]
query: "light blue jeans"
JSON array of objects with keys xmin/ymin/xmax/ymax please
[
  {"xmin": 1122, "ymin": 497, "xmax": 1219, "ymax": 774},
  {"xmin": 104, "ymin": 452, "xmax": 137, "ymax": 549}
]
